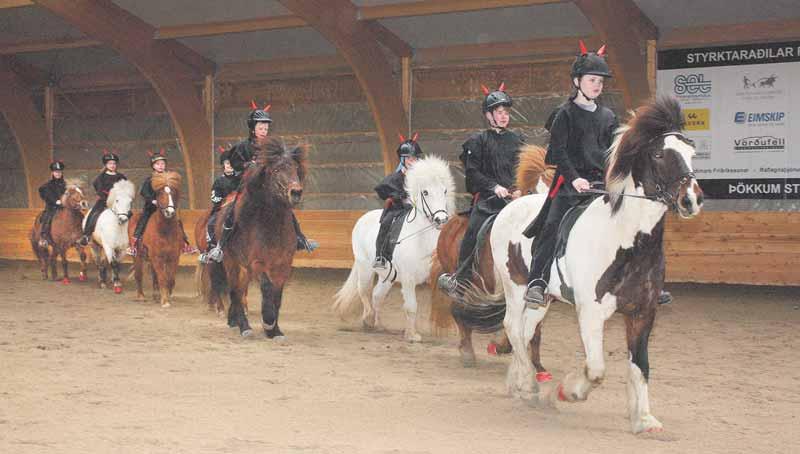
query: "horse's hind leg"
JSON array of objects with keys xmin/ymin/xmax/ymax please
[
  {"xmin": 454, "ymin": 313, "xmax": 476, "ymax": 367},
  {"xmin": 259, "ymin": 273, "xmax": 284, "ymax": 340},
  {"xmin": 367, "ymin": 278, "xmax": 392, "ymax": 331},
  {"xmin": 49, "ymin": 248, "xmax": 58, "ymax": 281},
  {"xmin": 625, "ymin": 309, "xmax": 662, "ymax": 434},
  {"xmin": 399, "ymin": 279, "xmax": 421, "ymax": 342},
  {"xmin": 91, "ymin": 244, "xmax": 107, "ymax": 288},
  {"xmin": 529, "ymin": 322, "xmax": 551, "ymax": 381},
  {"xmin": 133, "ymin": 256, "xmax": 146, "ymax": 301},
  {"xmin": 77, "ymin": 247, "xmax": 88, "ymax": 282}
]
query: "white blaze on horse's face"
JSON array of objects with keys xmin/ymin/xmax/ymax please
[
  {"xmin": 162, "ymin": 186, "xmax": 176, "ymax": 218},
  {"xmin": 664, "ymin": 135, "xmax": 704, "ymax": 218}
]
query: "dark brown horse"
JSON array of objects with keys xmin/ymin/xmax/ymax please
[
  {"xmin": 30, "ymin": 181, "xmax": 89, "ymax": 283},
  {"xmin": 128, "ymin": 171, "xmax": 184, "ymax": 307},
  {"xmin": 194, "ymin": 197, "xmax": 250, "ymax": 315},
  {"xmin": 429, "ymin": 145, "xmax": 553, "ymax": 368},
  {"xmin": 207, "ymin": 138, "xmax": 307, "ymax": 338}
]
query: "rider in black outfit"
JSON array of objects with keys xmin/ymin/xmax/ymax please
[
  {"xmin": 37, "ymin": 160, "xmax": 67, "ymax": 247},
  {"xmin": 373, "ymin": 136, "xmax": 423, "ymax": 270},
  {"xmin": 80, "ymin": 151, "xmax": 127, "ymax": 246},
  {"xmin": 198, "ymin": 149, "xmax": 241, "ymax": 264},
  {"xmin": 438, "ymin": 83, "xmax": 525, "ymax": 297}
]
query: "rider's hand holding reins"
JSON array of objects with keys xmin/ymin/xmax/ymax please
[
  {"xmin": 572, "ymin": 178, "xmax": 591, "ymax": 193},
  {"xmin": 493, "ymin": 185, "xmax": 510, "ymax": 199}
]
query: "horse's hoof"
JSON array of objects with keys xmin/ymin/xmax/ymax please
[
  {"xmin": 62, "ymin": 278, "xmax": 71, "ymax": 285},
  {"xmin": 404, "ymin": 332, "xmax": 422, "ymax": 343},
  {"xmin": 99, "ymin": 282, "xmax": 107, "ymax": 289},
  {"xmin": 272, "ymin": 335, "xmax": 288, "ymax": 343},
  {"xmin": 536, "ymin": 371, "xmax": 553, "ymax": 383},
  {"xmin": 460, "ymin": 351, "xmax": 477, "ymax": 368},
  {"xmin": 113, "ymin": 286, "xmax": 122, "ymax": 294},
  {"xmin": 487, "ymin": 342, "xmax": 498, "ymax": 356},
  {"xmin": 78, "ymin": 273, "xmax": 87, "ymax": 282},
  {"xmin": 633, "ymin": 415, "xmax": 664, "ymax": 434},
  {"xmin": 241, "ymin": 329, "xmax": 253, "ymax": 337},
  {"xmin": 161, "ymin": 302, "xmax": 171, "ymax": 308}
]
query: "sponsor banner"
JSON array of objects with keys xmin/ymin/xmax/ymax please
[
  {"xmin": 657, "ymin": 41, "xmax": 799, "ymax": 200},
  {"xmin": 698, "ymin": 178, "xmax": 800, "ymax": 199}
]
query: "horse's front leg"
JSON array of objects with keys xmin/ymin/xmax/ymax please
[
  {"xmin": 110, "ymin": 255, "xmax": 123, "ymax": 294},
  {"xmin": 558, "ymin": 297, "xmax": 615, "ymax": 403},
  {"xmin": 399, "ymin": 279, "xmax": 421, "ymax": 342},
  {"xmin": 625, "ymin": 309, "xmax": 663, "ymax": 434},
  {"xmin": 77, "ymin": 246, "xmax": 87, "ymax": 282},
  {"xmin": 49, "ymin": 248, "xmax": 58, "ymax": 281},
  {"xmin": 260, "ymin": 273, "xmax": 285, "ymax": 340},
  {"xmin": 133, "ymin": 256, "xmax": 146, "ymax": 301},
  {"xmin": 502, "ymin": 285, "xmax": 547, "ymax": 402}
]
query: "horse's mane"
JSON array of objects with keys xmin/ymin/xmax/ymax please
[
  {"xmin": 515, "ymin": 144, "xmax": 553, "ymax": 193},
  {"xmin": 107, "ymin": 179, "xmax": 136, "ymax": 208},
  {"xmin": 606, "ymin": 95, "xmax": 684, "ymax": 189},
  {"xmin": 151, "ymin": 171, "xmax": 182, "ymax": 192},
  {"xmin": 405, "ymin": 155, "xmax": 457, "ymax": 215},
  {"xmin": 253, "ymin": 138, "xmax": 309, "ymax": 183},
  {"xmin": 64, "ymin": 178, "xmax": 84, "ymax": 192}
]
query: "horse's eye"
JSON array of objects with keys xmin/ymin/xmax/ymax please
[{"xmin": 423, "ymin": 190, "xmax": 429, "ymax": 196}]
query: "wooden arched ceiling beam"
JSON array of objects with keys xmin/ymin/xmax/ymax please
[
  {"xmin": 574, "ymin": 0, "xmax": 657, "ymax": 109},
  {"xmin": 32, "ymin": 0, "xmax": 216, "ymax": 208},
  {"xmin": 0, "ymin": 56, "xmax": 51, "ymax": 208},
  {"xmin": 278, "ymin": 0, "xmax": 408, "ymax": 174}
]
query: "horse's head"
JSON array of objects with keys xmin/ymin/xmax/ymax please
[
  {"xmin": 606, "ymin": 95, "xmax": 703, "ymax": 219},
  {"xmin": 245, "ymin": 139, "xmax": 307, "ymax": 208},
  {"xmin": 151, "ymin": 171, "xmax": 182, "ymax": 219},
  {"xmin": 107, "ymin": 180, "xmax": 135, "ymax": 225},
  {"xmin": 404, "ymin": 155, "xmax": 456, "ymax": 229},
  {"xmin": 62, "ymin": 180, "xmax": 88, "ymax": 211}
]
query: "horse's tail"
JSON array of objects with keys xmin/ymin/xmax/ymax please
[
  {"xmin": 450, "ymin": 284, "xmax": 507, "ymax": 334},
  {"xmin": 429, "ymin": 251, "xmax": 456, "ymax": 336},
  {"xmin": 332, "ymin": 261, "xmax": 370, "ymax": 319}
]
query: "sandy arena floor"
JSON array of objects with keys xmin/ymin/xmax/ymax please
[{"xmin": 0, "ymin": 259, "xmax": 798, "ymax": 454}]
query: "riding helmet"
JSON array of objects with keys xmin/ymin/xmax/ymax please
[
  {"xmin": 49, "ymin": 160, "xmax": 65, "ymax": 171},
  {"xmin": 571, "ymin": 40, "xmax": 612, "ymax": 78}
]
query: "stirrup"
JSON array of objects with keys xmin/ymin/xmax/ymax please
[
  {"xmin": 126, "ymin": 246, "xmax": 137, "ymax": 257},
  {"xmin": 437, "ymin": 273, "xmax": 461, "ymax": 298},
  {"xmin": 78, "ymin": 235, "xmax": 90, "ymax": 246},
  {"xmin": 373, "ymin": 257, "xmax": 388, "ymax": 270},
  {"xmin": 200, "ymin": 244, "xmax": 224, "ymax": 264},
  {"xmin": 523, "ymin": 280, "xmax": 547, "ymax": 310},
  {"xmin": 297, "ymin": 237, "xmax": 319, "ymax": 253}
]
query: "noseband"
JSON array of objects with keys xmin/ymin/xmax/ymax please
[{"xmin": 649, "ymin": 132, "xmax": 695, "ymax": 210}]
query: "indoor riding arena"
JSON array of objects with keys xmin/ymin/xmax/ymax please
[{"xmin": 0, "ymin": 1, "xmax": 798, "ymax": 453}]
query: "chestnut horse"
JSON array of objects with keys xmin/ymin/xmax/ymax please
[
  {"xmin": 194, "ymin": 199, "xmax": 250, "ymax": 315},
  {"xmin": 428, "ymin": 146, "xmax": 553, "ymax": 367},
  {"xmin": 30, "ymin": 180, "xmax": 89, "ymax": 283},
  {"xmin": 206, "ymin": 139, "xmax": 307, "ymax": 338},
  {"xmin": 128, "ymin": 171, "xmax": 184, "ymax": 307}
]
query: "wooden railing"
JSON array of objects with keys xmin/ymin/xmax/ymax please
[{"xmin": 3, "ymin": 209, "xmax": 798, "ymax": 285}]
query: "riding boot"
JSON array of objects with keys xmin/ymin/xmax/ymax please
[
  {"xmin": 39, "ymin": 208, "xmax": 55, "ymax": 247},
  {"xmin": 524, "ymin": 192, "xmax": 572, "ymax": 309},
  {"xmin": 374, "ymin": 216, "xmax": 392, "ymax": 269},
  {"xmin": 80, "ymin": 201, "xmax": 105, "ymax": 246},
  {"xmin": 292, "ymin": 212, "xmax": 318, "ymax": 252},
  {"xmin": 658, "ymin": 290, "xmax": 673, "ymax": 305},
  {"xmin": 207, "ymin": 206, "xmax": 237, "ymax": 263},
  {"xmin": 439, "ymin": 203, "xmax": 490, "ymax": 298},
  {"xmin": 179, "ymin": 220, "xmax": 198, "ymax": 254},
  {"xmin": 126, "ymin": 236, "xmax": 142, "ymax": 257}
]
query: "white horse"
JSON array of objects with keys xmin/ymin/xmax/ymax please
[
  {"xmin": 461, "ymin": 96, "xmax": 703, "ymax": 433},
  {"xmin": 334, "ymin": 156, "xmax": 456, "ymax": 342},
  {"xmin": 84, "ymin": 179, "xmax": 135, "ymax": 293}
]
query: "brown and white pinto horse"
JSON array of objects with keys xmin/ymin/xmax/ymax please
[
  {"xmin": 428, "ymin": 145, "xmax": 553, "ymax": 367},
  {"xmin": 206, "ymin": 138, "xmax": 307, "ymax": 338},
  {"xmin": 128, "ymin": 171, "xmax": 184, "ymax": 307},
  {"xmin": 30, "ymin": 180, "xmax": 89, "ymax": 283}
]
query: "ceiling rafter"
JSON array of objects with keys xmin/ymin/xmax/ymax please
[{"xmin": 358, "ymin": 0, "xmax": 568, "ymax": 20}]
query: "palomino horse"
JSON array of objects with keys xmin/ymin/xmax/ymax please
[
  {"xmin": 428, "ymin": 145, "xmax": 552, "ymax": 366},
  {"xmin": 30, "ymin": 180, "xmax": 89, "ymax": 283},
  {"xmin": 206, "ymin": 139, "xmax": 306, "ymax": 338},
  {"xmin": 86, "ymin": 179, "xmax": 135, "ymax": 293},
  {"xmin": 194, "ymin": 198, "xmax": 250, "ymax": 315},
  {"xmin": 459, "ymin": 96, "xmax": 703, "ymax": 433},
  {"xmin": 128, "ymin": 171, "xmax": 184, "ymax": 307},
  {"xmin": 333, "ymin": 156, "xmax": 455, "ymax": 342}
]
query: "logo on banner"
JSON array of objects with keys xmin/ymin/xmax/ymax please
[
  {"xmin": 743, "ymin": 74, "xmax": 778, "ymax": 89},
  {"xmin": 733, "ymin": 136, "xmax": 785, "ymax": 153},
  {"xmin": 673, "ymin": 74, "xmax": 712, "ymax": 96},
  {"xmin": 684, "ymin": 109, "xmax": 710, "ymax": 130},
  {"xmin": 733, "ymin": 111, "xmax": 786, "ymax": 125}
]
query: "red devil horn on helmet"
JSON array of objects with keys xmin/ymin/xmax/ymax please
[
  {"xmin": 263, "ymin": 104, "xmax": 271, "ymax": 112},
  {"xmin": 411, "ymin": 132, "xmax": 419, "ymax": 142},
  {"xmin": 159, "ymin": 148, "xmax": 165, "ymax": 156},
  {"xmin": 103, "ymin": 149, "xmax": 109, "ymax": 155},
  {"xmin": 579, "ymin": 39, "xmax": 588, "ymax": 55},
  {"xmin": 398, "ymin": 133, "xmax": 406, "ymax": 143},
  {"xmin": 498, "ymin": 82, "xmax": 505, "ymax": 92},
  {"xmin": 217, "ymin": 146, "xmax": 225, "ymax": 153},
  {"xmin": 250, "ymin": 100, "xmax": 258, "ymax": 110},
  {"xmin": 146, "ymin": 149, "xmax": 153, "ymax": 157},
  {"xmin": 597, "ymin": 44, "xmax": 607, "ymax": 56},
  {"xmin": 480, "ymin": 84, "xmax": 490, "ymax": 95}
]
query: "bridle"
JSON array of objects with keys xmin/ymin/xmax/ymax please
[
  {"xmin": 156, "ymin": 186, "xmax": 176, "ymax": 214},
  {"xmin": 395, "ymin": 189, "xmax": 449, "ymax": 245}
]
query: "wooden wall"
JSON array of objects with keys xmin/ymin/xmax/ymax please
[{"xmin": 3, "ymin": 208, "xmax": 798, "ymax": 286}]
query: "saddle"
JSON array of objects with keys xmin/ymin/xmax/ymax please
[{"xmin": 552, "ymin": 193, "xmax": 601, "ymax": 303}]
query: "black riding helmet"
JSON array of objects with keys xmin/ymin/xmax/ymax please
[
  {"xmin": 102, "ymin": 150, "xmax": 120, "ymax": 164},
  {"xmin": 482, "ymin": 82, "xmax": 512, "ymax": 113},
  {"xmin": 49, "ymin": 160, "xmax": 65, "ymax": 171},
  {"xmin": 247, "ymin": 101, "xmax": 272, "ymax": 131},
  {"xmin": 149, "ymin": 149, "xmax": 167, "ymax": 166},
  {"xmin": 397, "ymin": 133, "xmax": 423, "ymax": 159},
  {"xmin": 571, "ymin": 41, "xmax": 612, "ymax": 79}
]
